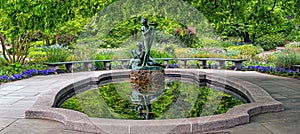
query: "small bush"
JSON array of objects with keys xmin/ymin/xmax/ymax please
[
  {"xmin": 45, "ymin": 44, "xmax": 71, "ymax": 62},
  {"xmin": 255, "ymin": 34, "xmax": 285, "ymax": 51},
  {"xmin": 31, "ymin": 41, "xmax": 45, "ymax": 47},
  {"xmin": 28, "ymin": 47, "xmax": 47, "ymax": 64},
  {"xmin": 199, "ymin": 38, "xmax": 220, "ymax": 48},
  {"xmin": 273, "ymin": 49, "xmax": 300, "ymax": 69},
  {"xmin": 227, "ymin": 45, "xmax": 263, "ymax": 61},
  {"xmin": 0, "ymin": 55, "xmax": 7, "ymax": 66},
  {"xmin": 286, "ymin": 42, "xmax": 300, "ymax": 49}
]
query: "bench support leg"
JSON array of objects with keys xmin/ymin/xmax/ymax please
[
  {"xmin": 181, "ymin": 60, "xmax": 187, "ymax": 68},
  {"xmin": 84, "ymin": 63, "xmax": 93, "ymax": 71},
  {"xmin": 104, "ymin": 61, "xmax": 111, "ymax": 70},
  {"xmin": 65, "ymin": 64, "xmax": 74, "ymax": 73},
  {"xmin": 199, "ymin": 60, "xmax": 207, "ymax": 69},
  {"xmin": 164, "ymin": 60, "xmax": 168, "ymax": 68},
  {"xmin": 216, "ymin": 60, "xmax": 226, "ymax": 69},
  {"xmin": 47, "ymin": 65, "xmax": 59, "ymax": 73},
  {"xmin": 233, "ymin": 61, "xmax": 243, "ymax": 70},
  {"xmin": 121, "ymin": 61, "xmax": 127, "ymax": 69}
]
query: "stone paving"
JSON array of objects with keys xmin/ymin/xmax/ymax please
[
  {"xmin": 200, "ymin": 70, "xmax": 300, "ymax": 134},
  {"xmin": 0, "ymin": 70, "xmax": 299, "ymax": 133}
]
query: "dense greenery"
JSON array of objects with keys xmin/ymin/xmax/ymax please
[
  {"xmin": 254, "ymin": 34, "xmax": 285, "ymax": 50},
  {"xmin": 0, "ymin": 0, "xmax": 115, "ymax": 64},
  {"xmin": 60, "ymin": 81, "xmax": 243, "ymax": 119},
  {"xmin": 45, "ymin": 45, "xmax": 71, "ymax": 62},
  {"xmin": 1, "ymin": 0, "xmax": 299, "ymax": 50},
  {"xmin": 187, "ymin": 0, "xmax": 300, "ymax": 42},
  {"xmin": 0, "ymin": 63, "xmax": 45, "ymax": 76},
  {"xmin": 1, "ymin": 0, "xmax": 300, "ymax": 79},
  {"xmin": 273, "ymin": 49, "xmax": 300, "ymax": 69}
]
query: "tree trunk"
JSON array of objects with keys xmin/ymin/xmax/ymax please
[
  {"xmin": 0, "ymin": 31, "xmax": 35, "ymax": 64},
  {"xmin": 0, "ymin": 33, "xmax": 11, "ymax": 62},
  {"xmin": 45, "ymin": 37, "xmax": 50, "ymax": 46},
  {"xmin": 242, "ymin": 32, "xmax": 252, "ymax": 43}
]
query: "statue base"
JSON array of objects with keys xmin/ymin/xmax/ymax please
[
  {"xmin": 132, "ymin": 66, "xmax": 164, "ymax": 71},
  {"xmin": 130, "ymin": 69, "xmax": 165, "ymax": 94},
  {"xmin": 130, "ymin": 69, "xmax": 165, "ymax": 120}
]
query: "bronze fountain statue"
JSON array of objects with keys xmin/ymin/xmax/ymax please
[
  {"xmin": 130, "ymin": 18, "xmax": 163, "ymax": 70},
  {"xmin": 129, "ymin": 18, "xmax": 165, "ymax": 119}
]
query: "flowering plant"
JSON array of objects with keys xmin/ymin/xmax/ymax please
[
  {"xmin": 0, "ymin": 69, "xmax": 55, "ymax": 83},
  {"xmin": 230, "ymin": 65, "xmax": 299, "ymax": 77}
]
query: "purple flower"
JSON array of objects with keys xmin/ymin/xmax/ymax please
[
  {"xmin": 0, "ymin": 75, "xmax": 8, "ymax": 82},
  {"xmin": 8, "ymin": 75, "xmax": 16, "ymax": 81},
  {"xmin": 14, "ymin": 74, "xmax": 23, "ymax": 80}
]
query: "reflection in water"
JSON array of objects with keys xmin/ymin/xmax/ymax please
[{"xmin": 60, "ymin": 78, "xmax": 243, "ymax": 120}]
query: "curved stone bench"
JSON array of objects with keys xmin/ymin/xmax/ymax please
[{"xmin": 25, "ymin": 69, "xmax": 283, "ymax": 133}]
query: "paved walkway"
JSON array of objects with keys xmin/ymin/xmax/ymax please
[{"xmin": 0, "ymin": 70, "xmax": 299, "ymax": 134}]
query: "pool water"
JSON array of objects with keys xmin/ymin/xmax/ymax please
[{"xmin": 60, "ymin": 78, "xmax": 243, "ymax": 120}]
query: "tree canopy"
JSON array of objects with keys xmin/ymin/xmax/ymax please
[
  {"xmin": 186, "ymin": 0, "xmax": 300, "ymax": 42},
  {"xmin": 0, "ymin": 0, "xmax": 114, "ymax": 63},
  {"xmin": 1, "ymin": 0, "xmax": 299, "ymax": 62}
]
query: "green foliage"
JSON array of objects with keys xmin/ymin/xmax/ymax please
[
  {"xmin": 99, "ymin": 83, "xmax": 138, "ymax": 119},
  {"xmin": 45, "ymin": 45, "xmax": 71, "ymax": 62},
  {"xmin": 253, "ymin": 54, "xmax": 277, "ymax": 64},
  {"xmin": 31, "ymin": 41, "xmax": 45, "ymax": 47},
  {"xmin": 78, "ymin": 0, "xmax": 215, "ymax": 49},
  {"xmin": 189, "ymin": 87, "xmax": 243, "ymax": 116},
  {"xmin": 60, "ymin": 97, "xmax": 83, "ymax": 113},
  {"xmin": 28, "ymin": 47, "xmax": 47, "ymax": 64},
  {"xmin": 273, "ymin": 49, "xmax": 300, "ymax": 69},
  {"xmin": 199, "ymin": 38, "xmax": 220, "ymax": 48},
  {"xmin": 186, "ymin": 60, "xmax": 199, "ymax": 68},
  {"xmin": 225, "ymin": 50, "xmax": 240, "ymax": 57},
  {"xmin": 227, "ymin": 45, "xmax": 263, "ymax": 61},
  {"xmin": 0, "ymin": 63, "xmax": 25, "ymax": 76},
  {"xmin": 0, "ymin": 0, "xmax": 115, "ymax": 64},
  {"xmin": 254, "ymin": 34, "xmax": 285, "ymax": 51},
  {"xmin": 150, "ymin": 49, "xmax": 173, "ymax": 58},
  {"xmin": 0, "ymin": 63, "xmax": 46, "ymax": 76},
  {"xmin": 188, "ymin": 0, "xmax": 299, "ymax": 43},
  {"xmin": 286, "ymin": 42, "xmax": 300, "ymax": 49},
  {"xmin": 174, "ymin": 27, "xmax": 198, "ymax": 47},
  {"xmin": 0, "ymin": 55, "xmax": 7, "ymax": 66},
  {"xmin": 92, "ymin": 50, "xmax": 115, "ymax": 70}
]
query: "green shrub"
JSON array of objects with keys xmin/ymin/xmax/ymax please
[
  {"xmin": 0, "ymin": 55, "xmax": 7, "ymax": 66},
  {"xmin": 28, "ymin": 47, "xmax": 47, "ymax": 64},
  {"xmin": 199, "ymin": 38, "xmax": 220, "ymax": 48},
  {"xmin": 0, "ymin": 63, "xmax": 46, "ymax": 76},
  {"xmin": 225, "ymin": 49, "xmax": 240, "ymax": 57},
  {"xmin": 273, "ymin": 49, "xmax": 300, "ymax": 69},
  {"xmin": 45, "ymin": 45, "xmax": 71, "ymax": 62},
  {"xmin": 253, "ymin": 54, "xmax": 276, "ymax": 64},
  {"xmin": 227, "ymin": 45, "xmax": 263, "ymax": 61},
  {"xmin": 150, "ymin": 49, "xmax": 173, "ymax": 58},
  {"xmin": 31, "ymin": 41, "xmax": 45, "ymax": 47},
  {"xmin": 286, "ymin": 42, "xmax": 300, "ymax": 49},
  {"xmin": 255, "ymin": 34, "xmax": 285, "ymax": 51}
]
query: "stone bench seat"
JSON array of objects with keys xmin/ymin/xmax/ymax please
[
  {"xmin": 44, "ymin": 58, "xmax": 246, "ymax": 72},
  {"xmin": 292, "ymin": 65, "xmax": 300, "ymax": 72},
  {"xmin": 44, "ymin": 60, "xmax": 112, "ymax": 72},
  {"xmin": 177, "ymin": 58, "xmax": 246, "ymax": 70}
]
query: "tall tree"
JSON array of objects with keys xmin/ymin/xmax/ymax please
[
  {"xmin": 0, "ymin": 0, "xmax": 114, "ymax": 64},
  {"xmin": 186, "ymin": 0, "xmax": 299, "ymax": 43}
]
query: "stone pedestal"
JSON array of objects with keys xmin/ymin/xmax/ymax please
[
  {"xmin": 130, "ymin": 69, "xmax": 165, "ymax": 119},
  {"xmin": 130, "ymin": 69, "xmax": 165, "ymax": 95}
]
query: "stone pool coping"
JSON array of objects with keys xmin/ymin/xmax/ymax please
[{"xmin": 25, "ymin": 69, "xmax": 283, "ymax": 133}]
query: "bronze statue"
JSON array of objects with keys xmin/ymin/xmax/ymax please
[{"xmin": 130, "ymin": 18, "xmax": 162, "ymax": 70}]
